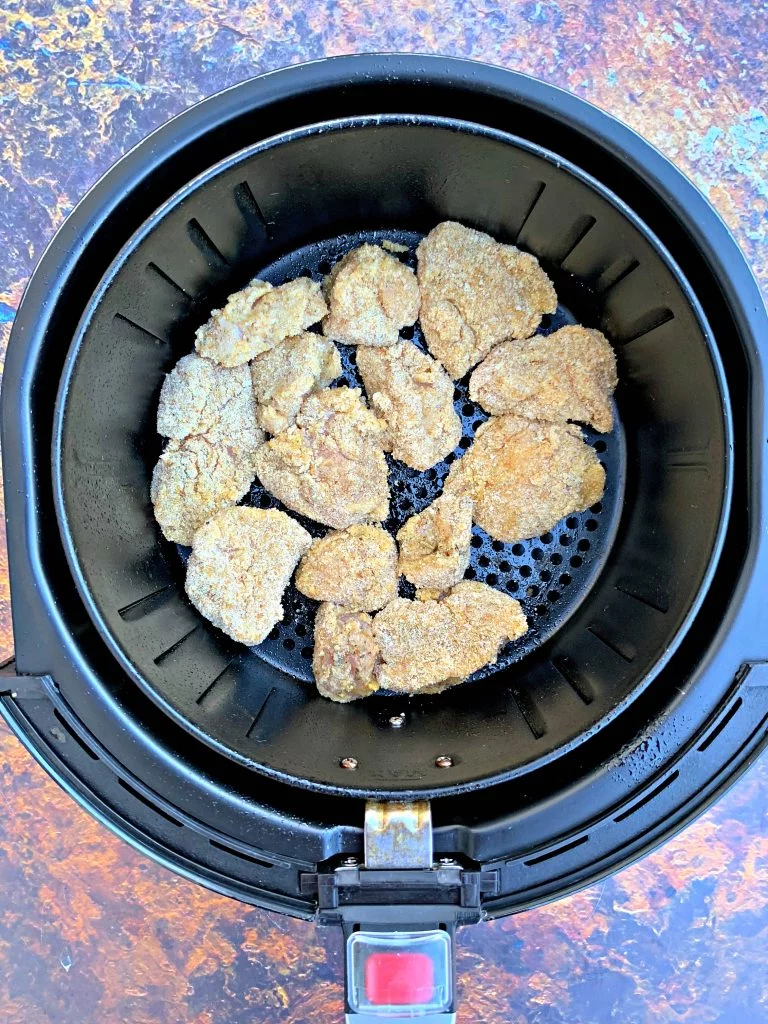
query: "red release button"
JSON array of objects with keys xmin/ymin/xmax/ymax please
[{"xmin": 365, "ymin": 951, "xmax": 435, "ymax": 1006}]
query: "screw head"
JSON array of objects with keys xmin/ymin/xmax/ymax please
[
  {"xmin": 438, "ymin": 857, "xmax": 458, "ymax": 866},
  {"xmin": 340, "ymin": 756, "xmax": 358, "ymax": 770},
  {"xmin": 388, "ymin": 713, "xmax": 406, "ymax": 728},
  {"xmin": 342, "ymin": 856, "xmax": 359, "ymax": 866},
  {"xmin": 435, "ymin": 755, "xmax": 454, "ymax": 769}
]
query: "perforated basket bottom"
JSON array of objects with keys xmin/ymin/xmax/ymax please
[{"xmin": 176, "ymin": 229, "xmax": 625, "ymax": 687}]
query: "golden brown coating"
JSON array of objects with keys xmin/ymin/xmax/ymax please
[
  {"xmin": 469, "ymin": 325, "xmax": 617, "ymax": 432},
  {"xmin": 396, "ymin": 494, "xmax": 473, "ymax": 591},
  {"xmin": 381, "ymin": 239, "xmax": 410, "ymax": 254},
  {"xmin": 414, "ymin": 587, "xmax": 450, "ymax": 602},
  {"xmin": 150, "ymin": 436, "xmax": 255, "ymax": 546},
  {"xmin": 185, "ymin": 507, "xmax": 311, "ymax": 646},
  {"xmin": 312, "ymin": 603, "xmax": 381, "ymax": 702},
  {"xmin": 444, "ymin": 415, "xmax": 605, "ymax": 542},
  {"xmin": 446, "ymin": 580, "xmax": 529, "ymax": 673},
  {"xmin": 253, "ymin": 387, "xmax": 389, "ymax": 529},
  {"xmin": 373, "ymin": 581, "xmax": 528, "ymax": 694},
  {"xmin": 195, "ymin": 278, "xmax": 327, "ymax": 367},
  {"xmin": 322, "ymin": 244, "xmax": 420, "ymax": 347},
  {"xmin": 250, "ymin": 332, "xmax": 342, "ymax": 435},
  {"xmin": 416, "ymin": 221, "xmax": 557, "ymax": 379},
  {"xmin": 357, "ymin": 341, "xmax": 462, "ymax": 471},
  {"xmin": 296, "ymin": 525, "xmax": 398, "ymax": 611},
  {"xmin": 156, "ymin": 353, "xmax": 264, "ymax": 457}
]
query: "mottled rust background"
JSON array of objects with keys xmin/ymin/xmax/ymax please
[{"xmin": 1, "ymin": 1, "xmax": 767, "ymax": 1022}]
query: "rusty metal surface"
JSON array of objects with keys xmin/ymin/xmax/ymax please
[
  {"xmin": 0, "ymin": 1, "xmax": 767, "ymax": 1021},
  {"xmin": 364, "ymin": 801, "xmax": 433, "ymax": 869}
]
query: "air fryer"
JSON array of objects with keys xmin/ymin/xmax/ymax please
[{"xmin": 2, "ymin": 56, "xmax": 767, "ymax": 1023}]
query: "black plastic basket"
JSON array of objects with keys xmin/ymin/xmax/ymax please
[{"xmin": 2, "ymin": 56, "xmax": 767, "ymax": 1022}]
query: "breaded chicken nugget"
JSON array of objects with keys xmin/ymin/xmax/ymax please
[
  {"xmin": 157, "ymin": 353, "xmax": 264, "ymax": 457},
  {"xmin": 296, "ymin": 524, "xmax": 398, "ymax": 611},
  {"xmin": 396, "ymin": 494, "xmax": 473, "ymax": 591},
  {"xmin": 312, "ymin": 603, "xmax": 381, "ymax": 702},
  {"xmin": 357, "ymin": 341, "xmax": 462, "ymax": 470},
  {"xmin": 469, "ymin": 325, "xmax": 617, "ymax": 432},
  {"xmin": 196, "ymin": 277, "xmax": 327, "ymax": 366},
  {"xmin": 373, "ymin": 581, "xmax": 528, "ymax": 694},
  {"xmin": 250, "ymin": 332, "xmax": 341, "ymax": 435},
  {"xmin": 150, "ymin": 436, "xmax": 255, "ymax": 546},
  {"xmin": 444, "ymin": 415, "xmax": 604, "ymax": 542},
  {"xmin": 416, "ymin": 221, "xmax": 557, "ymax": 378},
  {"xmin": 185, "ymin": 507, "xmax": 311, "ymax": 646},
  {"xmin": 253, "ymin": 387, "xmax": 389, "ymax": 529},
  {"xmin": 322, "ymin": 244, "xmax": 420, "ymax": 347}
]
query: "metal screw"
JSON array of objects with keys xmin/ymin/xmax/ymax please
[
  {"xmin": 342, "ymin": 856, "xmax": 358, "ymax": 866},
  {"xmin": 438, "ymin": 857, "xmax": 458, "ymax": 866},
  {"xmin": 435, "ymin": 755, "xmax": 454, "ymax": 769},
  {"xmin": 388, "ymin": 713, "xmax": 406, "ymax": 728},
  {"xmin": 340, "ymin": 756, "xmax": 358, "ymax": 770}
]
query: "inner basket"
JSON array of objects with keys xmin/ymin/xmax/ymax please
[
  {"xmin": 192, "ymin": 229, "xmax": 625, "ymax": 682},
  {"xmin": 53, "ymin": 116, "xmax": 730, "ymax": 796}
]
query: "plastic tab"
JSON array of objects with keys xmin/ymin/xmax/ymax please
[{"xmin": 347, "ymin": 930, "xmax": 452, "ymax": 1018}]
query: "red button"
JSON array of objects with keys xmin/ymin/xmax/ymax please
[{"xmin": 365, "ymin": 951, "xmax": 435, "ymax": 1006}]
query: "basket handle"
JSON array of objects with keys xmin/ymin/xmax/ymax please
[{"xmin": 302, "ymin": 801, "xmax": 499, "ymax": 1022}]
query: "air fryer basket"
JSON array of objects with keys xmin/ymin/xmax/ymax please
[
  {"xmin": 2, "ymin": 56, "xmax": 767, "ymax": 936},
  {"xmin": 54, "ymin": 116, "xmax": 728, "ymax": 796}
]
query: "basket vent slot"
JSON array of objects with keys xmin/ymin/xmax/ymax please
[
  {"xmin": 246, "ymin": 688, "xmax": 277, "ymax": 740},
  {"xmin": 187, "ymin": 218, "xmax": 229, "ymax": 268},
  {"xmin": 587, "ymin": 625, "xmax": 635, "ymax": 663},
  {"xmin": 515, "ymin": 181, "xmax": 546, "ymax": 240},
  {"xmin": 620, "ymin": 307, "xmax": 674, "ymax": 345},
  {"xmin": 552, "ymin": 655, "xmax": 594, "ymax": 704},
  {"xmin": 113, "ymin": 312, "xmax": 167, "ymax": 345},
  {"xmin": 614, "ymin": 770, "xmax": 679, "ymax": 823},
  {"xmin": 154, "ymin": 626, "xmax": 199, "ymax": 665},
  {"xmin": 52, "ymin": 709, "xmax": 99, "ymax": 761},
  {"xmin": 196, "ymin": 661, "xmax": 236, "ymax": 706},
  {"xmin": 698, "ymin": 698, "xmax": 743, "ymax": 752},
  {"xmin": 614, "ymin": 580, "xmax": 669, "ymax": 615},
  {"xmin": 233, "ymin": 180, "xmax": 271, "ymax": 240},
  {"xmin": 118, "ymin": 584, "xmax": 175, "ymax": 622},
  {"xmin": 117, "ymin": 778, "xmax": 183, "ymax": 827},
  {"xmin": 146, "ymin": 261, "xmax": 193, "ymax": 298},
  {"xmin": 598, "ymin": 257, "xmax": 639, "ymax": 295},
  {"xmin": 525, "ymin": 834, "xmax": 589, "ymax": 866},
  {"xmin": 556, "ymin": 214, "xmax": 597, "ymax": 264},
  {"xmin": 209, "ymin": 840, "xmax": 274, "ymax": 870},
  {"xmin": 509, "ymin": 686, "xmax": 547, "ymax": 739}
]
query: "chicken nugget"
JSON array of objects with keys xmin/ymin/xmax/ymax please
[
  {"xmin": 312, "ymin": 603, "xmax": 381, "ymax": 702},
  {"xmin": 150, "ymin": 436, "xmax": 255, "ymax": 546},
  {"xmin": 322, "ymin": 244, "xmax": 420, "ymax": 347},
  {"xmin": 445, "ymin": 580, "xmax": 529, "ymax": 675},
  {"xmin": 357, "ymin": 341, "xmax": 462, "ymax": 470},
  {"xmin": 196, "ymin": 277, "xmax": 327, "ymax": 367},
  {"xmin": 373, "ymin": 581, "xmax": 527, "ymax": 694},
  {"xmin": 296, "ymin": 524, "xmax": 398, "ymax": 611},
  {"xmin": 417, "ymin": 221, "xmax": 557, "ymax": 378},
  {"xmin": 444, "ymin": 415, "xmax": 605, "ymax": 542},
  {"xmin": 251, "ymin": 332, "xmax": 341, "ymax": 435},
  {"xmin": 373, "ymin": 595, "xmax": 457, "ymax": 694},
  {"xmin": 253, "ymin": 387, "xmax": 389, "ymax": 529},
  {"xmin": 185, "ymin": 507, "xmax": 311, "ymax": 646},
  {"xmin": 396, "ymin": 494, "xmax": 473, "ymax": 591},
  {"xmin": 469, "ymin": 325, "xmax": 617, "ymax": 432},
  {"xmin": 157, "ymin": 352, "xmax": 264, "ymax": 457}
]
